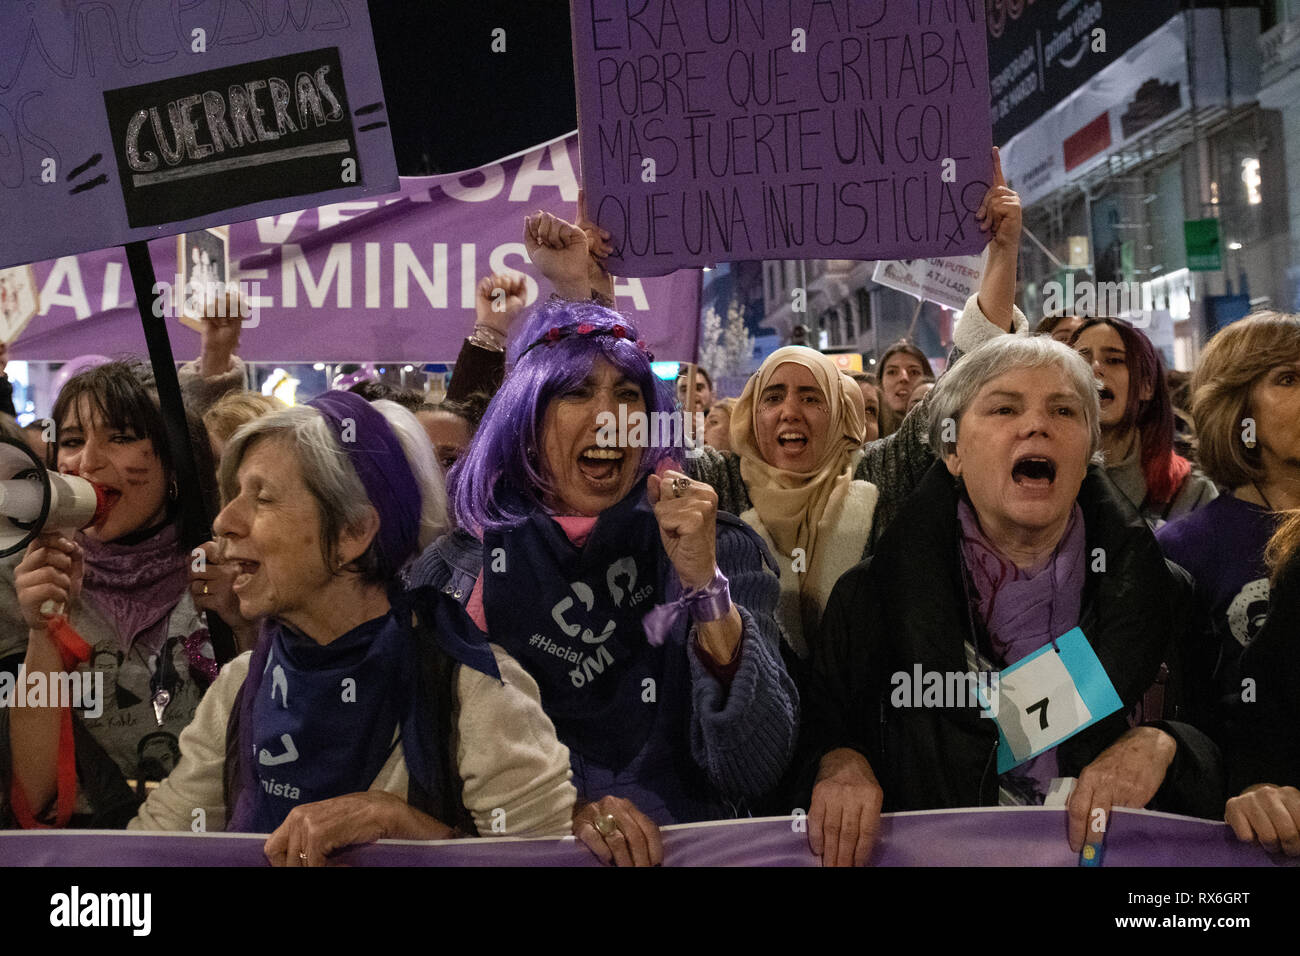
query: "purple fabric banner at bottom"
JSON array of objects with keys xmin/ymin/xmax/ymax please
[{"xmin": 1, "ymin": 809, "xmax": 1295, "ymax": 867}]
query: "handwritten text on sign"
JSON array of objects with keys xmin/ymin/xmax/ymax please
[
  {"xmin": 0, "ymin": 0, "xmax": 395, "ymax": 271},
  {"xmin": 572, "ymin": 0, "xmax": 994, "ymax": 276}
]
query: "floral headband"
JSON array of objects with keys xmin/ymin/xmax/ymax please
[{"xmin": 518, "ymin": 321, "xmax": 654, "ymax": 362}]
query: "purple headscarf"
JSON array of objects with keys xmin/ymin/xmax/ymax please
[{"xmin": 306, "ymin": 390, "xmax": 422, "ymax": 575}]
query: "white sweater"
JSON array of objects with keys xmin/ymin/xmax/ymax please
[{"xmin": 129, "ymin": 643, "xmax": 577, "ymax": 837}]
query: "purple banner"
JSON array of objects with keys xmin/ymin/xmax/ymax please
[
  {"xmin": 8, "ymin": 134, "xmax": 702, "ymax": 363},
  {"xmin": 1, "ymin": 809, "xmax": 1293, "ymax": 867},
  {"xmin": 570, "ymin": 0, "xmax": 995, "ymax": 277},
  {"xmin": 0, "ymin": 0, "xmax": 398, "ymax": 270}
]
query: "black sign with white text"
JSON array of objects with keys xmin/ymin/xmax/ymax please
[{"xmin": 103, "ymin": 48, "xmax": 359, "ymax": 228}]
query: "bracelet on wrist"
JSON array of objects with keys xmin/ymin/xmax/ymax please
[
  {"xmin": 685, "ymin": 567, "xmax": 731, "ymax": 623},
  {"xmin": 469, "ymin": 324, "xmax": 506, "ymax": 352}
]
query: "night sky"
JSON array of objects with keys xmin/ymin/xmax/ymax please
[{"xmin": 369, "ymin": 2, "xmax": 577, "ymax": 175}]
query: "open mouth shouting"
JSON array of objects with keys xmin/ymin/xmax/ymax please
[
  {"xmin": 227, "ymin": 556, "xmax": 262, "ymax": 592},
  {"xmin": 777, "ymin": 430, "xmax": 809, "ymax": 453},
  {"xmin": 576, "ymin": 444, "xmax": 625, "ymax": 490},
  {"xmin": 1098, "ymin": 386, "xmax": 1115, "ymax": 405},
  {"xmin": 1011, "ymin": 455, "xmax": 1057, "ymax": 495},
  {"xmin": 87, "ymin": 482, "xmax": 122, "ymax": 526}
]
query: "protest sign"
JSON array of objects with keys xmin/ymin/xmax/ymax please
[
  {"xmin": 871, "ymin": 251, "xmax": 985, "ymax": 312},
  {"xmin": 0, "ymin": 0, "xmax": 397, "ymax": 269},
  {"xmin": 12, "ymin": 134, "xmax": 702, "ymax": 363},
  {"xmin": 570, "ymin": 0, "xmax": 994, "ymax": 276}
]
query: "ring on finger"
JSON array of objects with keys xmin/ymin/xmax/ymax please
[
  {"xmin": 672, "ymin": 477, "xmax": 691, "ymax": 498},
  {"xmin": 202, "ymin": 582, "xmax": 210, "ymax": 596},
  {"xmin": 594, "ymin": 812, "xmax": 620, "ymax": 838}
]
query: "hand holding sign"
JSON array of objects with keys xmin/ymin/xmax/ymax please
[
  {"xmin": 577, "ymin": 189, "xmax": 615, "ymax": 304},
  {"xmin": 975, "ymin": 148, "xmax": 1022, "ymax": 254},
  {"xmin": 1066, "ymin": 725, "xmax": 1177, "ymax": 852},
  {"xmin": 974, "ymin": 147, "xmax": 1023, "ymax": 332}
]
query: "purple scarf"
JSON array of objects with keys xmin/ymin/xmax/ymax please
[
  {"xmin": 958, "ymin": 499, "xmax": 1086, "ymax": 799},
  {"xmin": 79, "ymin": 521, "xmax": 189, "ymax": 655}
]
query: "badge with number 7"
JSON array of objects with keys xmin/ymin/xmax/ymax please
[{"xmin": 979, "ymin": 627, "xmax": 1124, "ymax": 773}]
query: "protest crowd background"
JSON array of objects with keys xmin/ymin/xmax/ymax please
[{"xmin": 0, "ymin": 0, "xmax": 1297, "ymax": 875}]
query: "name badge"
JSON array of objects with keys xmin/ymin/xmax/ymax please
[{"xmin": 978, "ymin": 627, "xmax": 1123, "ymax": 773}]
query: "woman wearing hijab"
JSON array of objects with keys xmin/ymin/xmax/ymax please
[
  {"xmin": 717, "ymin": 347, "xmax": 872, "ymax": 656},
  {"xmin": 685, "ymin": 151, "xmax": 1028, "ymax": 658},
  {"xmin": 127, "ymin": 392, "xmax": 576, "ymax": 863}
]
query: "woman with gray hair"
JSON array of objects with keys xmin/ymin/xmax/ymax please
[
  {"xmin": 800, "ymin": 335, "xmax": 1222, "ymax": 866},
  {"xmin": 128, "ymin": 391, "xmax": 577, "ymax": 863}
]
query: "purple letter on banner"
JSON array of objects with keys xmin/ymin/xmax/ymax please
[{"xmin": 570, "ymin": 0, "xmax": 995, "ymax": 276}]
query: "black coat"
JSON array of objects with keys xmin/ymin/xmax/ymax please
[
  {"xmin": 801, "ymin": 461, "xmax": 1223, "ymax": 817},
  {"xmin": 1227, "ymin": 547, "xmax": 1300, "ymax": 794}
]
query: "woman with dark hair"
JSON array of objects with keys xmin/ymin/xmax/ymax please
[
  {"xmin": 408, "ymin": 299, "xmax": 798, "ymax": 866},
  {"xmin": 1224, "ymin": 510, "xmax": 1300, "ymax": 856},
  {"xmin": 877, "ymin": 340, "xmax": 934, "ymax": 438},
  {"xmin": 1069, "ymin": 317, "xmax": 1216, "ymax": 529},
  {"xmin": 128, "ymin": 393, "xmax": 576, "ymax": 860},
  {"xmin": 1, "ymin": 361, "xmax": 224, "ymax": 827},
  {"xmin": 416, "ymin": 398, "xmax": 484, "ymax": 475}
]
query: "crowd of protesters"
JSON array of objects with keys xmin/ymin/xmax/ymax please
[{"xmin": 0, "ymin": 150, "xmax": 1297, "ymax": 866}]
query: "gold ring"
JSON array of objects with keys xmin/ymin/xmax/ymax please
[
  {"xmin": 594, "ymin": 812, "xmax": 619, "ymax": 838},
  {"xmin": 202, "ymin": 582, "xmax": 210, "ymax": 595},
  {"xmin": 672, "ymin": 477, "xmax": 691, "ymax": 498}
]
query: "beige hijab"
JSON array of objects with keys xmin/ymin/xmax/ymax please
[{"xmin": 731, "ymin": 348, "xmax": 867, "ymax": 619}]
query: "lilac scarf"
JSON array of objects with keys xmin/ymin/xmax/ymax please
[
  {"xmin": 79, "ymin": 521, "xmax": 189, "ymax": 655},
  {"xmin": 958, "ymin": 499, "xmax": 1086, "ymax": 799}
]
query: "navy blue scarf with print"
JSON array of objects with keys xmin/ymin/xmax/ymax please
[
  {"xmin": 483, "ymin": 481, "xmax": 665, "ymax": 770},
  {"xmin": 227, "ymin": 604, "xmax": 433, "ymax": 834}
]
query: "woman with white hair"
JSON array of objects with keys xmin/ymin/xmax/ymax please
[
  {"xmin": 128, "ymin": 391, "xmax": 577, "ymax": 863},
  {"xmin": 801, "ymin": 335, "xmax": 1222, "ymax": 866}
]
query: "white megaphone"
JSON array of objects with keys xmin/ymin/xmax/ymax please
[{"xmin": 0, "ymin": 437, "xmax": 110, "ymax": 559}]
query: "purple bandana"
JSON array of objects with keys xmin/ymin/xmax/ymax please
[
  {"xmin": 80, "ymin": 521, "xmax": 189, "ymax": 654},
  {"xmin": 306, "ymin": 390, "xmax": 422, "ymax": 574}
]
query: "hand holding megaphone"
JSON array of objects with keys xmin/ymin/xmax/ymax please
[
  {"xmin": 15, "ymin": 534, "xmax": 83, "ymax": 630},
  {"xmin": 0, "ymin": 437, "xmax": 111, "ymax": 625}
]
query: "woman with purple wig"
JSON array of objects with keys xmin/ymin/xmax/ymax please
[{"xmin": 407, "ymin": 299, "xmax": 800, "ymax": 866}]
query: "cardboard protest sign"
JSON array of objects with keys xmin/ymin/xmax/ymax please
[
  {"xmin": 0, "ymin": 0, "xmax": 397, "ymax": 270},
  {"xmin": 872, "ymin": 252, "xmax": 984, "ymax": 312},
  {"xmin": 571, "ymin": 0, "xmax": 994, "ymax": 276}
]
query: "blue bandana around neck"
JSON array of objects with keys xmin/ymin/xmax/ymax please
[
  {"xmin": 482, "ymin": 479, "xmax": 666, "ymax": 770},
  {"xmin": 227, "ymin": 605, "xmax": 434, "ymax": 833}
]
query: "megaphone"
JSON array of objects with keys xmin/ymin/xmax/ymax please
[{"xmin": 0, "ymin": 437, "xmax": 111, "ymax": 558}]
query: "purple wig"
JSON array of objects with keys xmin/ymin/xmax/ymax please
[{"xmin": 449, "ymin": 299, "xmax": 675, "ymax": 534}]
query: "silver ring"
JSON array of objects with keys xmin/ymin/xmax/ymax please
[
  {"xmin": 672, "ymin": 477, "xmax": 691, "ymax": 498},
  {"xmin": 298, "ymin": 851, "xmax": 308, "ymax": 862}
]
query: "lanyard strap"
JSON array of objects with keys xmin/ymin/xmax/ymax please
[{"xmin": 8, "ymin": 617, "xmax": 92, "ymax": 829}]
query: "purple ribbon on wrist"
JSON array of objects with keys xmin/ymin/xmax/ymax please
[{"xmin": 642, "ymin": 568, "xmax": 731, "ymax": 647}]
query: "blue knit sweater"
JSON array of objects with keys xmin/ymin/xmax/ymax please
[{"xmin": 406, "ymin": 512, "xmax": 799, "ymax": 825}]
